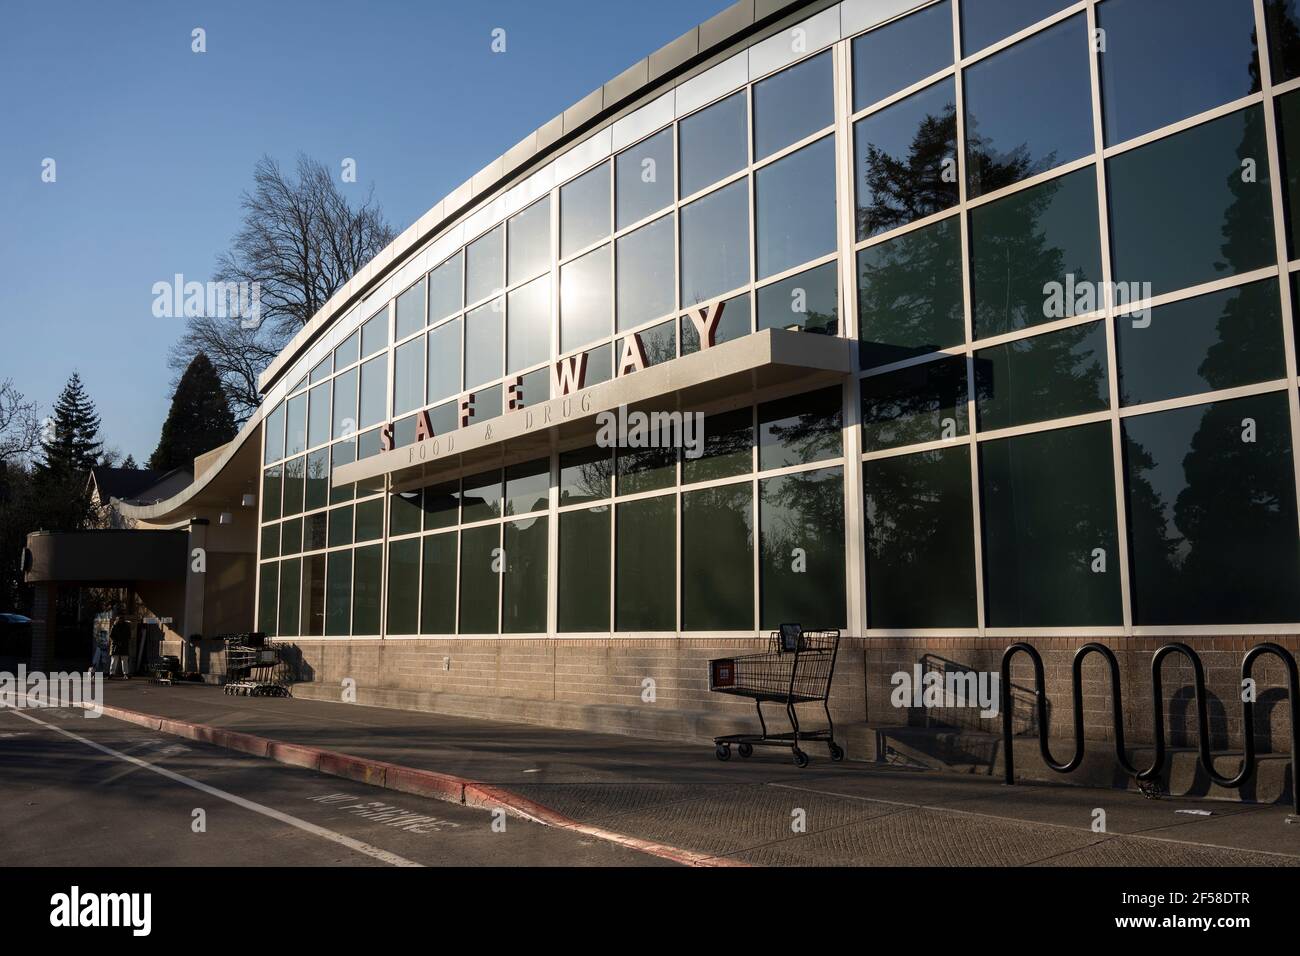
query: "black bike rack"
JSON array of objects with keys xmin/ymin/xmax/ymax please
[{"xmin": 1000, "ymin": 641, "xmax": 1299, "ymax": 813}]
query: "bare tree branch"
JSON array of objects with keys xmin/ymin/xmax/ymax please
[{"xmin": 0, "ymin": 379, "xmax": 41, "ymax": 465}]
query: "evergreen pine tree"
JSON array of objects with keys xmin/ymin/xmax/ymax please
[
  {"xmin": 122, "ymin": 454, "xmax": 137, "ymax": 469},
  {"xmin": 148, "ymin": 353, "xmax": 237, "ymax": 471},
  {"xmin": 36, "ymin": 372, "xmax": 103, "ymax": 478}
]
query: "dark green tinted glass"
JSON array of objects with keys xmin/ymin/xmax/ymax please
[
  {"xmin": 277, "ymin": 557, "xmax": 301, "ymax": 637},
  {"xmin": 303, "ymin": 512, "xmax": 327, "ymax": 552},
  {"xmin": 305, "ymin": 449, "xmax": 328, "ymax": 511},
  {"xmin": 423, "ymin": 480, "xmax": 460, "ymax": 530},
  {"xmin": 980, "ymin": 423, "xmax": 1122, "ymax": 626},
  {"xmin": 462, "ymin": 470, "xmax": 502, "ymax": 523},
  {"xmin": 420, "ymin": 533, "xmax": 457, "ymax": 634},
  {"xmin": 505, "ymin": 458, "xmax": 550, "ymax": 516},
  {"xmin": 616, "ymin": 440, "xmax": 676, "ymax": 495},
  {"xmin": 325, "ymin": 551, "xmax": 351, "ymax": 636},
  {"xmin": 351, "ymin": 544, "xmax": 382, "ymax": 636},
  {"xmin": 257, "ymin": 563, "xmax": 278, "ymax": 636},
  {"xmin": 260, "ymin": 523, "xmax": 280, "ymax": 560},
  {"xmin": 758, "ymin": 386, "xmax": 843, "ymax": 471},
  {"xmin": 502, "ymin": 516, "xmax": 548, "ymax": 633},
  {"xmin": 858, "ymin": 215, "xmax": 964, "ymax": 368},
  {"xmin": 865, "ymin": 447, "xmax": 977, "ymax": 627},
  {"xmin": 1123, "ymin": 391, "xmax": 1300, "ymax": 624},
  {"xmin": 757, "ymin": 261, "xmax": 838, "ymax": 335},
  {"xmin": 386, "ymin": 538, "xmax": 420, "ymax": 635},
  {"xmin": 861, "ymin": 356, "xmax": 968, "ymax": 452},
  {"xmin": 328, "ymin": 505, "xmax": 353, "ymax": 548},
  {"xmin": 558, "ymin": 506, "xmax": 610, "ymax": 632},
  {"xmin": 1117, "ymin": 280, "xmax": 1287, "ymax": 407},
  {"xmin": 282, "ymin": 457, "xmax": 304, "ymax": 515},
  {"xmin": 330, "ymin": 441, "xmax": 355, "ymax": 504},
  {"xmin": 759, "ymin": 467, "xmax": 846, "ymax": 630},
  {"xmin": 682, "ymin": 484, "xmax": 754, "ymax": 630},
  {"xmin": 389, "ymin": 489, "xmax": 423, "ymax": 537},
  {"xmin": 1099, "ymin": 0, "xmax": 1260, "ymax": 146},
  {"xmin": 1268, "ymin": 0, "xmax": 1300, "ymax": 84},
  {"xmin": 354, "ymin": 497, "xmax": 383, "ymax": 542},
  {"xmin": 971, "ymin": 167, "xmax": 1102, "ymax": 338},
  {"xmin": 262, "ymin": 466, "xmax": 282, "ymax": 521},
  {"xmin": 682, "ymin": 407, "xmax": 752, "ymax": 484},
  {"xmin": 854, "ymin": 78, "xmax": 958, "ymax": 239},
  {"xmin": 961, "ymin": 0, "xmax": 1073, "ymax": 54},
  {"xmin": 615, "ymin": 495, "xmax": 676, "ymax": 631},
  {"xmin": 280, "ymin": 517, "xmax": 302, "ymax": 556},
  {"xmin": 560, "ymin": 445, "xmax": 613, "ymax": 504},
  {"xmin": 459, "ymin": 525, "xmax": 500, "ymax": 634},
  {"xmin": 853, "ymin": 0, "xmax": 953, "ymax": 111},
  {"xmin": 1108, "ymin": 106, "xmax": 1273, "ymax": 297},
  {"xmin": 301, "ymin": 553, "xmax": 326, "ymax": 637},
  {"xmin": 1276, "ymin": 90, "xmax": 1300, "ymax": 259},
  {"xmin": 975, "ymin": 320, "xmax": 1109, "ymax": 431},
  {"xmin": 964, "ymin": 15, "xmax": 1093, "ymax": 198}
]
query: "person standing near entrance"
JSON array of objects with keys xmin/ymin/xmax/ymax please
[{"xmin": 108, "ymin": 611, "xmax": 131, "ymax": 680}]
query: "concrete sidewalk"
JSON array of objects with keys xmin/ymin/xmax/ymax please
[{"xmin": 94, "ymin": 681, "xmax": 1300, "ymax": 866}]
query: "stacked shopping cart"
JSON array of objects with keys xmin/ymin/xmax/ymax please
[{"xmin": 222, "ymin": 632, "xmax": 291, "ymax": 697}]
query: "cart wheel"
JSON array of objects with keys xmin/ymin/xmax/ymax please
[
  {"xmin": 715, "ymin": 743, "xmax": 731, "ymax": 761},
  {"xmin": 792, "ymin": 748, "xmax": 809, "ymax": 768},
  {"xmin": 829, "ymin": 743, "xmax": 844, "ymax": 762},
  {"xmin": 738, "ymin": 743, "xmax": 753, "ymax": 759}
]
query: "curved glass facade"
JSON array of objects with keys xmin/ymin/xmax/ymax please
[{"xmin": 256, "ymin": 0, "xmax": 1300, "ymax": 639}]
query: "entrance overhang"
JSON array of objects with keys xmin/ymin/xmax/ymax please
[
  {"xmin": 23, "ymin": 530, "xmax": 189, "ymax": 586},
  {"xmin": 334, "ymin": 328, "xmax": 854, "ymax": 491}
]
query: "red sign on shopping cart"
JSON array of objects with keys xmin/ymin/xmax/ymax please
[{"xmin": 710, "ymin": 658, "xmax": 736, "ymax": 689}]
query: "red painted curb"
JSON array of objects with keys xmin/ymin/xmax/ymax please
[{"xmin": 101, "ymin": 702, "xmax": 747, "ymax": 868}]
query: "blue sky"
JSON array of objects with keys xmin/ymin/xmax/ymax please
[{"xmin": 0, "ymin": 0, "xmax": 728, "ymax": 463}]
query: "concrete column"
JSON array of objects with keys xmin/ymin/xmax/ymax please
[
  {"xmin": 29, "ymin": 582, "xmax": 56, "ymax": 671},
  {"xmin": 181, "ymin": 518, "xmax": 209, "ymax": 672}
]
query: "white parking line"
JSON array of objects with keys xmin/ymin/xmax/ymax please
[{"xmin": 4, "ymin": 707, "xmax": 422, "ymax": 868}]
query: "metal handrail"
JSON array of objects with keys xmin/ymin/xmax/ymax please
[{"xmin": 1000, "ymin": 641, "xmax": 1298, "ymax": 813}]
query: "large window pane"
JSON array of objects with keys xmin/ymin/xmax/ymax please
[
  {"xmin": 854, "ymin": 79, "xmax": 959, "ymax": 239},
  {"xmin": 328, "ymin": 505, "xmax": 353, "ymax": 548},
  {"xmin": 865, "ymin": 447, "xmax": 976, "ymax": 628},
  {"xmin": 258, "ymin": 563, "xmax": 278, "ymax": 636},
  {"xmin": 1117, "ymin": 280, "xmax": 1287, "ymax": 407},
  {"xmin": 264, "ymin": 401, "xmax": 285, "ymax": 464},
  {"xmin": 559, "ymin": 445, "xmax": 613, "ymax": 504},
  {"xmin": 682, "ymin": 407, "xmax": 753, "ymax": 484},
  {"xmin": 390, "ymin": 489, "xmax": 423, "ymax": 537},
  {"xmin": 285, "ymin": 392, "xmax": 307, "ymax": 457},
  {"xmin": 758, "ymin": 386, "xmax": 842, "ymax": 471},
  {"xmin": 427, "ymin": 317, "xmax": 462, "ymax": 404},
  {"xmin": 617, "ymin": 128, "xmax": 674, "ymax": 229},
  {"xmin": 330, "ymin": 441, "xmax": 355, "ymax": 504},
  {"xmin": 853, "ymin": 0, "xmax": 953, "ymax": 111},
  {"xmin": 961, "ymin": 0, "xmax": 1074, "ymax": 55},
  {"xmin": 307, "ymin": 383, "xmax": 330, "ymax": 450},
  {"xmin": 861, "ymin": 357, "xmax": 968, "ymax": 452},
  {"xmin": 507, "ymin": 275, "xmax": 550, "ymax": 373},
  {"xmin": 508, "ymin": 197, "xmax": 550, "ymax": 285},
  {"xmin": 420, "ymin": 532, "xmax": 457, "ymax": 634},
  {"xmin": 683, "ymin": 484, "xmax": 753, "ymax": 630},
  {"xmin": 462, "ymin": 470, "xmax": 502, "ymax": 523},
  {"xmin": 424, "ymin": 480, "xmax": 459, "ymax": 531},
  {"xmin": 757, "ymin": 261, "xmax": 838, "ymax": 335},
  {"xmin": 359, "ymin": 355, "xmax": 387, "ymax": 429},
  {"xmin": 503, "ymin": 516, "xmax": 548, "ymax": 633},
  {"xmin": 1123, "ymin": 391, "xmax": 1300, "ymax": 624},
  {"xmin": 964, "ymin": 15, "xmax": 1092, "ymax": 198},
  {"xmin": 277, "ymin": 557, "xmax": 301, "ymax": 637},
  {"xmin": 617, "ymin": 213, "xmax": 675, "ymax": 331},
  {"xmin": 561, "ymin": 161, "xmax": 611, "ymax": 259},
  {"xmin": 1108, "ymin": 106, "xmax": 1274, "ymax": 297},
  {"xmin": 1268, "ymin": 0, "xmax": 1300, "ymax": 85},
  {"xmin": 1099, "ymin": 0, "xmax": 1260, "ymax": 146},
  {"xmin": 459, "ymin": 524, "xmax": 501, "ymax": 634},
  {"xmin": 1273, "ymin": 90, "xmax": 1300, "ymax": 259},
  {"xmin": 332, "ymin": 367, "xmax": 358, "ymax": 439},
  {"xmin": 558, "ymin": 506, "xmax": 610, "ymax": 632},
  {"xmin": 351, "ymin": 544, "xmax": 382, "ymax": 635},
  {"xmin": 354, "ymin": 497, "xmax": 383, "ymax": 542},
  {"xmin": 464, "ymin": 298, "xmax": 504, "ymax": 389},
  {"xmin": 282, "ymin": 456, "xmax": 304, "ymax": 516},
  {"xmin": 975, "ymin": 320, "xmax": 1110, "ymax": 431},
  {"xmin": 429, "ymin": 253, "xmax": 463, "ymax": 324},
  {"xmin": 305, "ymin": 448, "xmax": 328, "ymax": 511},
  {"xmin": 325, "ymin": 551, "xmax": 351, "ymax": 636},
  {"xmin": 466, "ymin": 224, "xmax": 504, "ymax": 305},
  {"xmin": 505, "ymin": 458, "xmax": 549, "ymax": 516},
  {"xmin": 262, "ymin": 466, "xmax": 282, "ymax": 521},
  {"xmin": 361, "ymin": 310, "xmax": 388, "ymax": 358},
  {"xmin": 335, "ymin": 330, "xmax": 359, "ymax": 368},
  {"xmin": 560, "ymin": 243, "xmax": 612, "ymax": 353},
  {"xmin": 680, "ymin": 91, "xmax": 747, "ymax": 197},
  {"xmin": 980, "ymin": 423, "xmax": 1122, "ymax": 626},
  {"xmin": 858, "ymin": 215, "xmax": 964, "ymax": 368},
  {"xmin": 760, "ymin": 467, "xmax": 846, "ymax": 629},
  {"xmin": 615, "ymin": 495, "xmax": 676, "ymax": 631},
  {"xmin": 386, "ymin": 538, "xmax": 420, "ymax": 635},
  {"xmin": 756, "ymin": 136, "xmax": 836, "ymax": 279},
  {"xmin": 616, "ymin": 440, "xmax": 676, "ymax": 496},
  {"xmin": 753, "ymin": 50, "xmax": 834, "ymax": 161},
  {"xmin": 396, "ymin": 278, "xmax": 426, "ymax": 340},
  {"xmin": 393, "ymin": 337, "xmax": 424, "ymax": 415},
  {"xmin": 681, "ymin": 292, "xmax": 751, "ymax": 355},
  {"xmin": 680, "ymin": 178, "xmax": 750, "ymax": 308},
  {"xmin": 971, "ymin": 167, "xmax": 1102, "ymax": 338}
]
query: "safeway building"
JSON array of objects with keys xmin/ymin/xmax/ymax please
[{"xmin": 25, "ymin": 0, "xmax": 1300, "ymax": 766}]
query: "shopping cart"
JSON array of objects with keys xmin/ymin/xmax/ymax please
[
  {"xmin": 222, "ymin": 632, "xmax": 291, "ymax": 697},
  {"xmin": 709, "ymin": 625, "xmax": 842, "ymax": 768}
]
